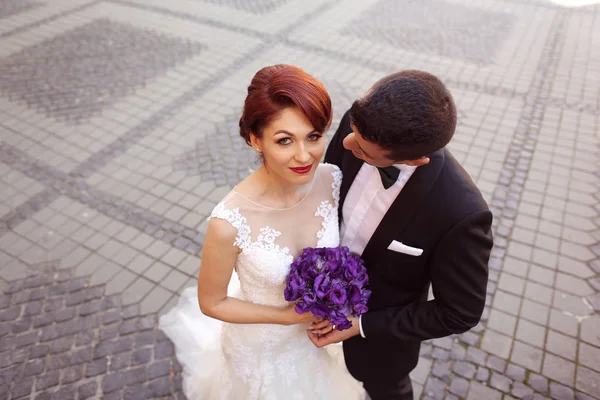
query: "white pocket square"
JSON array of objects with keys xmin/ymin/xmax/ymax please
[{"xmin": 387, "ymin": 240, "xmax": 423, "ymax": 256}]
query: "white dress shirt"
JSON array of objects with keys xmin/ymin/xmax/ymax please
[{"xmin": 341, "ymin": 163, "xmax": 416, "ymax": 337}]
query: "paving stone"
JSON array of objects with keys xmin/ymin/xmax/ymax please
[
  {"xmin": 512, "ymin": 381, "xmax": 534, "ymax": 398},
  {"xmin": 553, "ymin": 292, "xmax": 593, "ymax": 317},
  {"xmin": 86, "ymin": 357, "xmax": 108, "ymax": 377},
  {"xmin": 147, "ymin": 376, "xmax": 172, "ymax": 397},
  {"xmin": 124, "ymin": 383, "xmax": 149, "ymax": 399},
  {"xmin": 580, "ymin": 316, "xmax": 600, "ymax": 347},
  {"xmin": 61, "ymin": 366, "xmax": 83, "ymax": 385},
  {"xmin": 528, "ymin": 373, "xmax": 548, "ymax": 394},
  {"xmin": 449, "ymin": 376, "xmax": 469, "ymax": 398},
  {"xmin": 546, "ymin": 329, "xmax": 577, "ymax": 360},
  {"xmin": 432, "ymin": 347, "xmax": 450, "ymax": 361},
  {"xmin": 550, "ymin": 308, "xmax": 579, "ymax": 337},
  {"xmin": 36, "ymin": 370, "xmax": 60, "ymax": 390},
  {"xmin": 148, "ymin": 360, "xmax": 171, "ymax": 379},
  {"xmin": 453, "ymin": 361, "xmax": 477, "ymax": 379},
  {"xmin": 102, "ymin": 372, "xmax": 125, "ymax": 394},
  {"xmin": 578, "ymin": 342, "xmax": 600, "ymax": 373},
  {"xmin": 13, "ymin": 377, "xmax": 35, "ymax": 398},
  {"xmin": 132, "ymin": 347, "xmax": 153, "ymax": 365},
  {"xmin": 423, "ymin": 376, "xmax": 447, "ymax": 399},
  {"xmin": 489, "ymin": 372, "xmax": 511, "ymax": 393},
  {"xmin": 450, "ymin": 342, "xmax": 466, "ymax": 360},
  {"xmin": 486, "ymin": 355, "xmax": 507, "ymax": 373},
  {"xmin": 78, "ymin": 381, "xmax": 98, "ymax": 399},
  {"xmin": 487, "ymin": 308, "xmax": 517, "ymax": 336},
  {"xmin": 467, "ymin": 381, "xmax": 502, "ymax": 400},
  {"xmin": 481, "ymin": 329, "xmax": 512, "ymax": 358},
  {"xmin": 475, "ymin": 367, "xmax": 490, "ymax": 382},
  {"xmin": 550, "ymin": 381, "xmax": 575, "ymax": 400},
  {"xmin": 516, "ymin": 319, "xmax": 547, "ymax": 348},
  {"xmin": 24, "ymin": 359, "xmax": 45, "ymax": 376},
  {"xmin": 543, "ymin": 353, "xmax": 575, "ymax": 386},
  {"xmin": 520, "ymin": 298, "xmax": 550, "ymax": 325},
  {"xmin": 511, "ymin": 340, "xmax": 544, "ymax": 372},
  {"xmin": 576, "ymin": 366, "xmax": 600, "ymax": 398},
  {"xmin": 154, "ymin": 340, "xmax": 175, "ymax": 360},
  {"xmin": 135, "ymin": 331, "xmax": 155, "ymax": 348},
  {"xmin": 505, "ymin": 363, "xmax": 526, "ymax": 382}
]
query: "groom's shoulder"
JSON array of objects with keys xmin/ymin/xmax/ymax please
[{"xmin": 434, "ymin": 149, "xmax": 490, "ymax": 215}]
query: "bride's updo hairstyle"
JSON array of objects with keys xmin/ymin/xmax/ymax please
[{"xmin": 239, "ymin": 64, "xmax": 332, "ymax": 146}]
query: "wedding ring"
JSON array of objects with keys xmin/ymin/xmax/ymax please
[{"xmin": 332, "ymin": 325, "xmax": 336, "ymax": 331}]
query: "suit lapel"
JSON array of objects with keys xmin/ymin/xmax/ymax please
[{"xmin": 361, "ymin": 149, "xmax": 446, "ymax": 261}]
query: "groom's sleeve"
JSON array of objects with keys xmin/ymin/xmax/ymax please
[
  {"xmin": 361, "ymin": 210, "xmax": 493, "ymax": 340},
  {"xmin": 324, "ymin": 109, "xmax": 351, "ymax": 167}
]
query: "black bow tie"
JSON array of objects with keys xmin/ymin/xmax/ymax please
[{"xmin": 377, "ymin": 166, "xmax": 401, "ymax": 189}]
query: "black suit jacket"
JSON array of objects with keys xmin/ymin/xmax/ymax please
[{"xmin": 325, "ymin": 111, "xmax": 493, "ymax": 384}]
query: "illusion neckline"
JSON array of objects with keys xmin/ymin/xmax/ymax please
[{"xmin": 231, "ymin": 176, "xmax": 316, "ymax": 211}]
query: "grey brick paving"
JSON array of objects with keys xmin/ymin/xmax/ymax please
[
  {"xmin": 0, "ymin": 19, "xmax": 205, "ymax": 124},
  {"xmin": 0, "ymin": 0, "xmax": 598, "ymax": 399},
  {"xmin": 0, "ymin": 261, "xmax": 183, "ymax": 399},
  {"xmin": 198, "ymin": 0, "xmax": 291, "ymax": 14},
  {"xmin": 0, "ymin": 0, "xmax": 42, "ymax": 21},
  {"xmin": 341, "ymin": 0, "xmax": 515, "ymax": 64}
]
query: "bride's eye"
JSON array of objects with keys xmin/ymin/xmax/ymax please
[
  {"xmin": 277, "ymin": 137, "xmax": 292, "ymax": 145},
  {"xmin": 307, "ymin": 134, "xmax": 322, "ymax": 141}
]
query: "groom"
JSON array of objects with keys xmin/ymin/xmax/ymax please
[{"xmin": 309, "ymin": 70, "xmax": 494, "ymax": 400}]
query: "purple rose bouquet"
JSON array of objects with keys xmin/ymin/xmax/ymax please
[{"xmin": 284, "ymin": 246, "xmax": 370, "ymax": 331}]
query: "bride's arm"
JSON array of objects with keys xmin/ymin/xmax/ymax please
[{"xmin": 197, "ymin": 218, "xmax": 315, "ymax": 326}]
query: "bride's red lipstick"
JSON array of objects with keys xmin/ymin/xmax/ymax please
[{"xmin": 290, "ymin": 165, "xmax": 312, "ymax": 175}]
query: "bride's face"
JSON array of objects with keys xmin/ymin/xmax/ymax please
[{"xmin": 251, "ymin": 106, "xmax": 325, "ymax": 185}]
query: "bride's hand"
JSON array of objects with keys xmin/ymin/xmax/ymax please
[
  {"xmin": 310, "ymin": 319, "xmax": 335, "ymax": 335},
  {"xmin": 282, "ymin": 304, "xmax": 319, "ymax": 325}
]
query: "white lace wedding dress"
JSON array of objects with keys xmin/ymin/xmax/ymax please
[{"xmin": 159, "ymin": 163, "xmax": 365, "ymax": 400}]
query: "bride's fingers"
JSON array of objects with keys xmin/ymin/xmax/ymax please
[
  {"xmin": 311, "ymin": 324, "xmax": 335, "ymax": 335},
  {"xmin": 311, "ymin": 320, "xmax": 331, "ymax": 330}
]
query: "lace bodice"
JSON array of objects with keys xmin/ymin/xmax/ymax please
[
  {"xmin": 160, "ymin": 163, "xmax": 364, "ymax": 399},
  {"xmin": 209, "ymin": 163, "xmax": 342, "ymax": 307}
]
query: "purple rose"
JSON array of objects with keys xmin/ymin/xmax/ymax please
[
  {"xmin": 328, "ymin": 281, "xmax": 347, "ymax": 305},
  {"xmin": 335, "ymin": 319, "xmax": 353, "ymax": 331},
  {"xmin": 302, "ymin": 292, "xmax": 317, "ymax": 305},
  {"xmin": 343, "ymin": 258, "xmax": 365, "ymax": 281},
  {"xmin": 328, "ymin": 309, "xmax": 347, "ymax": 325},
  {"xmin": 300, "ymin": 263, "xmax": 319, "ymax": 280},
  {"xmin": 295, "ymin": 301, "xmax": 310, "ymax": 314},
  {"xmin": 289, "ymin": 273, "xmax": 307, "ymax": 292},
  {"xmin": 284, "ymin": 286, "xmax": 300, "ymax": 301},
  {"xmin": 310, "ymin": 302, "xmax": 330, "ymax": 318},
  {"xmin": 314, "ymin": 274, "xmax": 331, "ymax": 299},
  {"xmin": 361, "ymin": 289, "xmax": 371, "ymax": 301},
  {"xmin": 353, "ymin": 303, "xmax": 368, "ymax": 315},
  {"xmin": 347, "ymin": 284, "xmax": 362, "ymax": 304}
]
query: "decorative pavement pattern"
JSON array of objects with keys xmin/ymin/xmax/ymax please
[{"xmin": 0, "ymin": 0, "xmax": 598, "ymax": 399}]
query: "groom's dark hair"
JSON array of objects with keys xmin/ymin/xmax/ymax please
[{"xmin": 349, "ymin": 70, "xmax": 457, "ymax": 161}]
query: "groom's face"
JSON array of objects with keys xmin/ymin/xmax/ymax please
[{"xmin": 343, "ymin": 123, "xmax": 398, "ymax": 167}]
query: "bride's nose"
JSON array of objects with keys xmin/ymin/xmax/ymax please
[{"xmin": 294, "ymin": 143, "xmax": 311, "ymax": 163}]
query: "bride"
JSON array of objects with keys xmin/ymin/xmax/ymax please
[{"xmin": 159, "ymin": 65, "xmax": 364, "ymax": 399}]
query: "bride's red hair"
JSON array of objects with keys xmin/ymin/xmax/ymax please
[{"xmin": 239, "ymin": 65, "xmax": 332, "ymax": 145}]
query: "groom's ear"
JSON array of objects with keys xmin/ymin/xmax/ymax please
[{"xmin": 403, "ymin": 157, "xmax": 430, "ymax": 167}]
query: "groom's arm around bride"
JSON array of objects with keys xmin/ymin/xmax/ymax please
[{"xmin": 310, "ymin": 70, "xmax": 494, "ymax": 400}]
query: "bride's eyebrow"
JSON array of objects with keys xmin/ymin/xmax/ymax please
[{"xmin": 273, "ymin": 130, "xmax": 318, "ymax": 137}]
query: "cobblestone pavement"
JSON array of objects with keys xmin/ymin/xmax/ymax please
[{"xmin": 0, "ymin": 0, "xmax": 598, "ymax": 399}]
